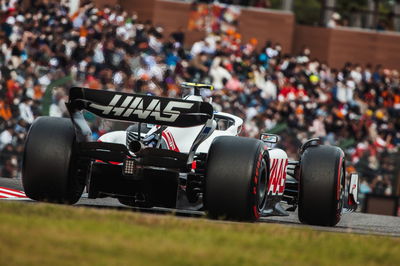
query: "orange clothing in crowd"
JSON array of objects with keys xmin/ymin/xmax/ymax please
[
  {"xmin": 6, "ymin": 79, "xmax": 20, "ymax": 101},
  {"xmin": 80, "ymin": 26, "xmax": 88, "ymax": 37},
  {"xmin": 381, "ymin": 90, "xmax": 394, "ymax": 107},
  {"xmin": 33, "ymin": 85, "xmax": 44, "ymax": 100},
  {"xmin": 394, "ymin": 94, "xmax": 400, "ymax": 105},
  {"xmin": 0, "ymin": 100, "xmax": 12, "ymax": 121}
]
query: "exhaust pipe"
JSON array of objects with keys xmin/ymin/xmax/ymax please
[{"xmin": 129, "ymin": 140, "xmax": 144, "ymax": 153}]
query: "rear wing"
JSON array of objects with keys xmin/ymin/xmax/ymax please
[{"xmin": 67, "ymin": 87, "xmax": 213, "ymax": 127}]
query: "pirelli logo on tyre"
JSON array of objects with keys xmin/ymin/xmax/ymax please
[{"xmin": 89, "ymin": 95, "xmax": 195, "ymax": 123}]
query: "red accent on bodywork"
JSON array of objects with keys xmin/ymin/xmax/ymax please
[
  {"xmin": 267, "ymin": 158, "xmax": 288, "ymax": 195},
  {"xmin": 267, "ymin": 159, "xmax": 278, "ymax": 194},
  {"xmin": 348, "ymin": 194, "xmax": 356, "ymax": 206},
  {"xmin": 94, "ymin": 139, "xmax": 123, "ymax": 165},
  {"xmin": 191, "ymin": 160, "xmax": 197, "ymax": 170},
  {"xmin": 278, "ymin": 159, "xmax": 288, "ymax": 195},
  {"xmin": 95, "ymin": 160, "xmax": 122, "ymax": 165},
  {"xmin": 266, "ymin": 159, "xmax": 274, "ymax": 192},
  {"xmin": 162, "ymin": 130, "xmax": 180, "ymax": 152},
  {"xmin": 108, "ymin": 161, "xmax": 123, "ymax": 165}
]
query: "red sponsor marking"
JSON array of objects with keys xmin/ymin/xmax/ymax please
[
  {"xmin": 267, "ymin": 159, "xmax": 279, "ymax": 194},
  {"xmin": 162, "ymin": 130, "xmax": 180, "ymax": 152},
  {"xmin": 267, "ymin": 158, "xmax": 288, "ymax": 195},
  {"xmin": 275, "ymin": 159, "xmax": 282, "ymax": 193},
  {"xmin": 168, "ymin": 131, "xmax": 180, "ymax": 152},
  {"xmin": 278, "ymin": 159, "xmax": 288, "ymax": 195}
]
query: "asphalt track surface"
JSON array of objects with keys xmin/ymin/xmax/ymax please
[{"xmin": 1, "ymin": 177, "xmax": 399, "ymax": 237}]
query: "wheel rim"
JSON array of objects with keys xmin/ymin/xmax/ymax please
[{"xmin": 257, "ymin": 159, "xmax": 268, "ymax": 211}]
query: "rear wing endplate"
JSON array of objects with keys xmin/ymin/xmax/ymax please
[{"xmin": 67, "ymin": 87, "xmax": 213, "ymax": 127}]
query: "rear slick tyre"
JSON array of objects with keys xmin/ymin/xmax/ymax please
[
  {"xmin": 22, "ymin": 117, "xmax": 85, "ymax": 204},
  {"xmin": 298, "ymin": 145, "xmax": 345, "ymax": 226},
  {"xmin": 204, "ymin": 136, "xmax": 269, "ymax": 221}
]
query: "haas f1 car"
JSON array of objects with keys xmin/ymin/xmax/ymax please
[{"xmin": 22, "ymin": 83, "xmax": 359, "ymax": 226}]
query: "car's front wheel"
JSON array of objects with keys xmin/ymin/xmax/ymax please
[{"xmin": 298, "ymin": 145, "xmax": 345, "ymax": 226}]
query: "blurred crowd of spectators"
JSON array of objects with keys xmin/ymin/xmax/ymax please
[{"xmin": 0, "ymin": 1, "xmax": 399, "ymax": 198}]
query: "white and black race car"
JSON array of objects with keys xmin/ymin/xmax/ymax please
[{"xmin": 22, "ymin": 83, "xmax": 359, "ymax": 226}]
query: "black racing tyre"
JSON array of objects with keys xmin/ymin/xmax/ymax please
[
  {"xmin": 204, "ymin": 136, "xmax": 269, "ymax": 221},
  {"xmin": 22, "ymin": 117, "xmax": 85, "ymax": 204},
  {"xmin": 298, "ymin": 145, "xmax": 345, "ymax": 226}
]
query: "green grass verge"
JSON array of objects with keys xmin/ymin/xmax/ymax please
[{"xmin": 0, "ymin": 201, "xmax": 398, "ymax": 266}]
